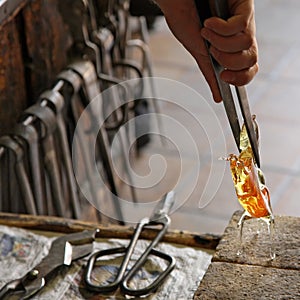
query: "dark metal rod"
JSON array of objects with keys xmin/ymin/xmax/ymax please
[{"xmin": 0, "ymin": 0, "xmax": 27, "ymax": 25}]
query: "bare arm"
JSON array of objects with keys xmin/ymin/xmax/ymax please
[{"xmin": 155, "ymin": 0, "xmax": 258, "ymax": 102}]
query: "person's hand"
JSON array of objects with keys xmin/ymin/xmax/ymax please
[{"xmin": 155, "ymin": 0, "xmax": 258, "ymax": 102}]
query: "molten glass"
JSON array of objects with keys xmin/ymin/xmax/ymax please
[
  {"xmin": 227, "ymin": 119, "xmax": 275, "ymax": 259},
  {"xmin": 227, "ymin": 119, "xmax": 273, "ymax": 219}
]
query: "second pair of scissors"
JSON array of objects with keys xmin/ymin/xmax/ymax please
[{"xmin": 85, "ymin": 191, "xmax": 176, "ymax": 297}]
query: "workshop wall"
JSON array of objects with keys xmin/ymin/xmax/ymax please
[{"xmin": 0, "ymin": 0, "xmax": 72, "ymax": 135}]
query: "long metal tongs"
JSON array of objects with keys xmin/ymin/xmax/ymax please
[{"xmin": 194, "ymin": 0, "xmax": 260, "ymax": 167}]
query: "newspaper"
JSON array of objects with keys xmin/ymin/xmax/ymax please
[
  {"xmin": 0, "ymin": 225, "xmax": 212, "ymax": 299},
  {"xmin": 0, "ymin": 225, "xmax": 52, "ymax": 284}
]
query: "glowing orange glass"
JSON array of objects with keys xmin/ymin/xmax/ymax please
[{"xmin": 227, "ymin": 122, "xmax": 273, "ymax": 219}]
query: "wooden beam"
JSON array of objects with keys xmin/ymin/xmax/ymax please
[{"xmin": 0, "ymin": 212, "xmax": 221, "ymax": 250}]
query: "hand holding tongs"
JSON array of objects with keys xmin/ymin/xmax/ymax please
[
  {"xmin": 85, "ymin": 191, "xmax": 176, "ymax": 297},
  {"xmin": 194, "ymin": 0, "xmax": 260, "ymax": 167}
]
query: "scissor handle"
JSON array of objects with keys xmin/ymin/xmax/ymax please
[
  {"xmin": 0, "ymin": 273, "xmax": 44, "ymax": 300},
  {"xmin": 120, "ymin": 248, "xmax": 176, "ymax": 296},
  {"xmin": 0, "ymin": 278, "xmax": 23, "ymax": 299},
  {"xmin": 85, "ymin": 246, "xmax": 175, "ymax": 296},
  {"xmin": 85, "ymin": 216, "xmax": 174, "ymax": 296},
  {"xmin": 85, "ymin": 246, "xmax": 127, "ymax": 293},
  {"xmin": 118, "ymin": 216, "xmax": 173, "ymax": 296}
]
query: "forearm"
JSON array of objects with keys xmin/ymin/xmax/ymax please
[{"xmin": 154, "ymin": 0, "xmax": 221, "ymax": 101}]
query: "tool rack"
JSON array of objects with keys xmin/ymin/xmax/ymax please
[{"xmin": 0, "ymin": 0, "xmax": 159, "ymax": 223}]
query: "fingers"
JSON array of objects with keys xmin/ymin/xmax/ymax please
[
  {"xmin": 206, "ymin": 41, "xmax": 258, "ymax": 86},
  {"xmin": 194, "ymin": 51, "xmax": 258, "ymax": 102},
  {"xmin": 203, "ymin": 14, "xmax": 253, "ymax": 36},
  {"xmin": 221, "ymin": 63, "xmax": 259, "ymax": 86},
  {"xmin": 194, "ymin": 54, "xmax": 223, "ymax": 102},
  {"xmin": 209, "ymin": 44, "xmax": 258, "ymax": 71},
  {"xmin": 201, "ymin": 28, "xmax": 253, "ymax": 53},
  {"xmin": 200, "ymin": 1, "xmax": 258, "ymax": 87}
]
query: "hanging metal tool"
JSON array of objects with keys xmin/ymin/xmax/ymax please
[
  {"xmin": 115, "ymin": 0, "xmax": 166, "ymax": 146},
  {"xmin": 81, "ymin": 0, "xmax": 138, "ymax": 203},
  {"xmin": 57, "ymin": 66, "xmax": 125, "ymax": 224},
  {"xmin": 12, "ymin": 123, "xmax": 47, "ymax": 215},
  {"xmin": 20, "ymin": 104, "xmax": 66, "ymax": 217},
  {"xmin": 0, "ymin": 136, "xmax": 37, "ymax": 215},
  {"xmin": 194, "ymin": 0, "xmax": 260, "ymax": 167},
  {"xmin": 38, "ymin": 88, "xmax": 82, "ymax": 219},
  {"xmin": 59, "ymin": 0, "xmax": 138, "ymax": 204}
]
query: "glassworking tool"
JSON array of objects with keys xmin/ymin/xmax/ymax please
[
  {"xmin": 0, "ymin": 230, "xmax": 98, "ymax": 299},
  {"xmin": 12, "ymin": 123, "xmax": 47, "ymax": 215},
  {"xmin": 21, "ymin": 104, "xmax": 66, "ymax": 217},
  {"xmin": 80, "ymin": 2, "xmax": 138, "ymax": 203},
  {"xmin": 85, "ymin": 190, "xmax": 176, "ymax": 297},
  {"xmin": 39, "ymin": 88, "xmax": 82, "ymax": 219},
  {"xmin": 57, "ymin": 63, "xmax": 125, "ymax": 224},
  {"xmin": 0, "ymin": 135, "xmax": 37, "ymax": 215},
  {"xmin": 194, "ymin": 0, "xmax": 261, "ymax": 167}
]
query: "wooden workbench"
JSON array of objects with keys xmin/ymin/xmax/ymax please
[{"xmin": 1, "ymin": 211, "xmax": 299, "ymax": 298}]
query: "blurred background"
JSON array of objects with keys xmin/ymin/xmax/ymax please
[
  {"xmin": 1, "ymin": 0, "xmax": 299, "ymax": 235},
  {"xmin": 133, "ymin": 0, "xmax": 300, "ymax": 234}
]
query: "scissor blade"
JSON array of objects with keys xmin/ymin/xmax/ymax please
[
  {"xmin": 150, "ymin": 191, "xmax": 175, "ymax": 221},
  {"xmin": 34, "ymin": 230, "xmax": 97, "ymax": 278},
  {"xmin": 19, "ymin": 230, "xmax": 97, "ymax": 299},
  {"xmin": 235, "ymin": 86, "xmax": 261, "ymax": 167},
  {"xmin": 72, "ymin": 243, "xmax": 94, "ymax": 261}
]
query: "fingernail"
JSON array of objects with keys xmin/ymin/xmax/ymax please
[{"xmin": 203, "ymin": 19, "xmax": 213, "ymax": 29}]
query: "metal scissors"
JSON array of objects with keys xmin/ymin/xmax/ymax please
[
  {"xmin": 194, "ymin": 0, "xmax": 261, "ymax": 167},
  {"xmin": 0, "ymin": 230, "xmax": 98, "ymax": 299},
  {"xmin": 85, "ymin": 190, "xmax": 176, "ymax": 297}
]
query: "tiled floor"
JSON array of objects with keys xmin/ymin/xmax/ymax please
[{"xmin": 129, "ymin": 0, "xmax": 300, "ymax": 235}]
